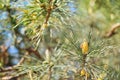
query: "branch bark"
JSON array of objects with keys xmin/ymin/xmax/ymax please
[
  {"xmin": 104, "ymin": 23, "xmax": 120, "ymax": 38},
  {"xmin": 26, "ymin": 47, "xmax": 44, "ymax": 60}
]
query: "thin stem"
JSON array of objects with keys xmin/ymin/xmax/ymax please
[
  {"xmin": 82, "ymin": 55, "xmax": 87, "ymax": 68},
  {"xmin": 48, "ymin": 66, "xmax": 52, "ymax": 80},
  {"xmin": 44, "ymin": 0, "xmax": 53, "ymax": 24}
]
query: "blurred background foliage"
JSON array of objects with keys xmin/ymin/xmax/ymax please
[{"xmin": 0, "ymin": 0, "xmax": 120, "ymax": 80}]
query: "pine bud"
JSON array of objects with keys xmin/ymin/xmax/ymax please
[
  {"xmin": 80, "ymin": 39, "xmax": 89, "ymax": 54},
  {"xmin": 80, "ymin": 68, "xmax": 86, "ymax": 76}
]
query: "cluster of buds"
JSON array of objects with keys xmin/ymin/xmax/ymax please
[
  {"xmin": 80, "ymin": 39, "xmax": 90, "ymax": 78},
  {"xmin": 80, "ymin": 39, "xmax": 89, "ymax": 55}
]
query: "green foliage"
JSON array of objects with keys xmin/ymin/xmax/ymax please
[{"xmin": 14, "ymin": 0, "xmax": 72, "ymax": 48}]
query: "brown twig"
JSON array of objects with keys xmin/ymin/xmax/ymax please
[
  {"xmin": 0, "ymin": 65, "xmax": 18, "ymax": 79},
  {"xmin": 25, "ymin": 47, "xmax": 44, "ymax": 60},
  {"xmin": 17, "ymin": 52, "xmax": 29, "ymax": 66},
  {"xmin": 44, "ymin": 0, "xmax": 53, "ymax": 24},
  {"xmin": 104, "ymin": 23, "xmax": 120, "ymax": 38},
  {"xmin": 0, "ymin": 45, "xmax": 9, "ymax": 65},
  {"xmin": 0, "ymin": 65, "xmax": 17, "ymax": 72},
  {"xmin": 82, "ymin": 55, "xmax": 87, "ymax": 68},
  {"xmin": 1, "ymin": 72, "xmax": 27, "ymax": 80}
]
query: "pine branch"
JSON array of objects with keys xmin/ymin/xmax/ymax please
[{"xmin": 104, "ymin": 23, "xmax": 120, "ymax": 38}]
